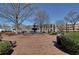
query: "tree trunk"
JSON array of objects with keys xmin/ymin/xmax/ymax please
[
  {"xmin": 66, "ymin": 23, "xmax": 68, "ymax": 32},
  {"xmin": 53, "ymin": 25, "xmax": 55, "ymax": 32},
  {"xmin": 72, "ymin": 24, "xmax": 75, "ymax": 32},
  {"xmin": 15, "ymin": 24, "xmax": 19, "ymax": 34},
  {"xmin": 15, "ymin": 19, "xmax": 19, "ymax": 34},
  {"xmin": 40, "ymin": 25, "xmax": 42, "ymax": 33},
  {"xmin": 15, "ymin": 13, "xmax": 19, "ymax": 34}
]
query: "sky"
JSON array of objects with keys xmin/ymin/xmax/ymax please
[
  {"xmin": 1, "ymin": 3, "xmax": 79, "ymax": 25},
  {"xmin": 23, "ymin": 3, "xmax": 79, "ymax": 25},
  {"xmin": 33, "ymin": 3, "xmax": 79, "ymax": 24}
]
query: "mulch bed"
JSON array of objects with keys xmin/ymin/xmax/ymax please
[{"xmin": 1, "ymin": 32, "xmax": 16, "ymax": 36}]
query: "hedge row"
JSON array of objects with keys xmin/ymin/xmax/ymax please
[
  {"xmin": 49, "ymin": 32, "xmax": 57, "ymax": 35},
  {"xmin": 57, "ymin": 35, "xmax": 79, "ymax": 55}
]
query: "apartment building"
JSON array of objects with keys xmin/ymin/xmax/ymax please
[
  {"xmin": 2, "ymin": 23, "xmax": 79, "ymax": 33},
  {"xmin": 12, "ymin": 24, "xmax": 56, "ymax": 33},
  {"xmin": 35, "ymin": 24, "xmax": 55, "ymax": 33},
  {"xmin": 63, "ymin": 24, "xmax": 79, "ymax": 32}
]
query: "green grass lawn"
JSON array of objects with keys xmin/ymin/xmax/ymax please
[{"xmin": 64, "ymin": 32, "xmax": 79, "ymax": 43}]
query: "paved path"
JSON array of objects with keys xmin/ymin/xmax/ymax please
[{"xmin": 3, "ymin": 34, "xmax": 67, "ymax": 55}]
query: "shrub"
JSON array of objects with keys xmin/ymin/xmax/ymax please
[
  {"xmin": 49, "ymin": 32, "xmax": 57, "ymax": 35},
  {"xmin": 0, "ymin": 40, "xmax": 12, "ymax": 55},
  {"xmin": 57, "ymin": 35, "xmax": 79, "ymax": 54}
]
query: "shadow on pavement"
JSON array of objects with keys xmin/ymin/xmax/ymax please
[{"xmin": 52, "ymin": 41, "xmax": 69, "ymax": 55}]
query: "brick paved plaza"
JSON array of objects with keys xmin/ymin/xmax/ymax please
[{"xmin": 2, "ymin": 34, "xmax": 67, "ymax": 55}]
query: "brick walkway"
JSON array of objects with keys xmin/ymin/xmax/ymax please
[{"xmin": 3, "ymin": 34, "xmax": 67, "ymax": 55}]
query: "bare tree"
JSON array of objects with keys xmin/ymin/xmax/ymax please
[
  {"xmin": 56, "ymin": 20, "xmax": 65, "ymax": 32},
  {"xmin": 64, "ymin": 10, "xmax": 79, "ymax": 32},
  {"xmin": 34, "ymin": 9, "xmax": 49, "ymax": 33},
  {"xmin": 0, "ymin": 3, "xmax": 34, "ymax": 34},
  {"xmin": 57, "ymin": 25, "xmax": 65, "ymax": 32}
]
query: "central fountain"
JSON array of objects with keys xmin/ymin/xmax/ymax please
[{"xmin": 32, "ymin": 23, "xmax": 37, "ymax": 33}]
